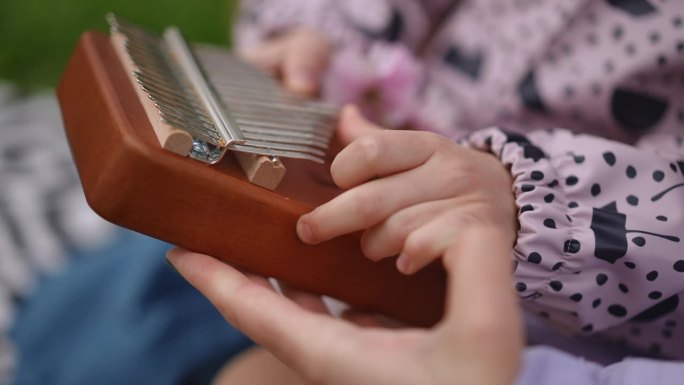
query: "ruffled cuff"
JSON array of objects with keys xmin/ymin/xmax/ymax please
[{"xmin": 464, "ymin": 128, "xmax": 628, "ymax": 334}]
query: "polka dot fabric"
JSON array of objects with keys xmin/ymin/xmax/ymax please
[{"xmin": 466, "ymin": 127, "xmax": 684, "ymax": 358}]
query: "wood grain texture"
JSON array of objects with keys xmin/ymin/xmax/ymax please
[{"xmin": 57, "ymin": 32, "xmax": 446, "ymax": 327}]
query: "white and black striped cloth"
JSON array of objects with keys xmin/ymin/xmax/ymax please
[{"xmin": 0, "ymin": 85, "xmax": 116, "ymax": 383}]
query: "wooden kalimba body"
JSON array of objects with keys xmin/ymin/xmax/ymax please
[{"xmin": 57, "ymin": 15, "xmax": 445, "ymax": 327}]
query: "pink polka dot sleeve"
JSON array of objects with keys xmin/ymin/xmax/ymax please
[{"xmin": 466, "ymin": 127, "xmax": 684, "ymax": 359}]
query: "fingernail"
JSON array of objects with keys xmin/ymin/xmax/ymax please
[
  {"xmin": 297, "ymin": 220, "xmax": 315, "ymax": 244},
  {"xmin": 164, "ymin": 256, "xmax": 179, "ymax": 274},
  {"xmin": 396, "ymin": 253, "xmax": 412, "ymax": 275}
]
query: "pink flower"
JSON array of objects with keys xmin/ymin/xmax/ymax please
[{"xmin": 322, "ymin": 43, "xmax": 424, "ymax": 128}]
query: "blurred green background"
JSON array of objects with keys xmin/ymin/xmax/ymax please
[{"xmin": 0, "ymin": 0, "xmax": 238, "ymax": 91}]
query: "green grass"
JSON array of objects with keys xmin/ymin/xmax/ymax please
[{"xmin": 0, "ymin": 0, "xmax": 237, "ymax": 90}]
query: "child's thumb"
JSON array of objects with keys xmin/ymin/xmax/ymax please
[{"xmin": 337, "ymin": 105, "xmax": 382, "ymax": 146}]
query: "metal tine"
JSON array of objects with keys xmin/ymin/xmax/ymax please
[
  {"xmin": 239, "ymin": 124, "xmax": 332, "ymax": 144},
  {"xmin": 122, "ymin": 33, "xmax": 164, "ymax": 51},
  {"xmin": 229, "ymin": 143, "xmax": 324, "ymax": 164},
  {"xmin": 213, "ymin": 84, "xmax": 333, "ymax": 114},
  {"xmin": 230, "ymin": 107, "xmax": 332, "ymax": 131},
  {"xmin": 145, "ymin": 88, "xmax": 212, "ymax": 122},
  {"xmin": 207, "ymin": 68, "xmax": 281, "ymax": 90},
  {"xmin": 204, "ymin": 64, "xmax": 282, "ymax": 86},
  {"xmin": 154, "ymin": 101, "xmax": 222, "ymax": 142},
  {"xmin": 238, "ymin": 125, "xmax": 330, "ymax": 146},
  {"xmin": 211, "ymin": 75, "xmax": 283, "ymax": 93},
  {"xmin": 154, "ymin": 102, "xmax": 217, "ymax": 132},
  {"xmin": 143, "ymin": 86, "xmax": 208, "ymax": 120},
  {"xmin": 125, "ymin": 45, "xmax": 172, "ymax": 70},
  {"xmin": 126, "ymin": 45, "xmax": 170, "ymax": 67},
  {"xmin": 222, "ymin": 95, "xmax": 335, "ymax": 117},
  {"xmin": 208, "ymin": 75, "xmax": 287, "ymax": 94},
  {"xmin": 134, "ymin": 69, "xmax": 192, "ymax": 93},
  {"xmin": 210, "ymin": 78, "xmax": 311, "ymax": 103},
  {"xmin": 212, "ymin": 79, "xmax": 338, "ymax": 116},
  {"xmin": 159, "ymin": 115, "xmax": 222, "ymax": 144},
  {"xmin": 235, "ymin": 115, "xmax": 334, "ymax": 134},
  {"xmin": 136, "ymin": 75, "xmax": 203, "ymax": 111},
  {"xmin": 213, "ymin": 86, "xmax": 305, "ymax": 107},
  {"xmin": 225, "ymin": 95, "xmax": 328, "ymax": 118},
  {"xmin": 136, "ymin": 77, "xmax": 204, "ymax": 112},
  {"xmin": 120, "ymin": 31, "xmax": 161, "ymax": 48},
  {"xmin": 238, "ymin": 139, "xmax": 326, "ymax": 157},
  {"xmin": 127, "ymin": 47, "xmax": 176, "ymax": 73},
  {"xmin": 238, "ymin": 119, "xmax": 333, "ymax": 142},
  {"xmin": 135, "ymin": 73, "xmax": 187, "ymax": 98},
  {"xmin": 243, "ymin": 132, "xmax": 327, "ymax": 149},
  {"xmin": 129, "ymin": 57, "xmax": 178, "ymax": 81},
  {"xmin": 153, "ymin": 99, "xmax": 215, "ymax": 129},
  {"xmin": 199, "ymin": 52, "xmax": 279, "ymax": 80},
  {"xmin": 233, "ymin": 115, "xmax": 332, "ymax": 137}
]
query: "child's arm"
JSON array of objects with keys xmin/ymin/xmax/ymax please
[{"xmin": 465, "ymin": 127, "xmax": 684, "ymax": 358}]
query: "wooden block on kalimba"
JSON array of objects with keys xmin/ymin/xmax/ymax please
[{"xmin": 57, "ymin": 31, "xmax": 446, "ymax": 327}]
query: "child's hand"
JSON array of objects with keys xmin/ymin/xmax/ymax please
[
  {"xmin": 297, "ymin": 105, "xmax": 518, "ymax": 275},
  {"xmin": 238, "ymin": 29, "xmax": 331, "ymax": 96}
]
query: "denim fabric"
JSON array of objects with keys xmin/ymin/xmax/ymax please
[{"xmin": 11, "ymin": 230, "xmax": 252, "ymax": 385}]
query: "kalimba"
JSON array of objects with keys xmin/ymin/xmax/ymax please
[{"xmin": 57, "ymin": 14, "xmax": 445, "ymax": 326}]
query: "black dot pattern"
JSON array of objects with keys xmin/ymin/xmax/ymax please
[
  {"xmin": 603, "ymin": 152, "xmax": 616, "ymax": 166},
  {"xmin": 596, "ymin": 274, "xmax": 608, "ymax": 285},
  {"xmin": 653, "ymin": 170, "xmax": 665, "ymax": 182},
  {"xmin": 608, "ymin": 305, "xmax": 627, "ymax": 317},
  {"xmin": 674, "ymin": 260, "xmax": 684, "ymax": 272},
  {"xmin": 528, "ymin": 252, "xmax": 542, "ymax": 264},
  {"xmin": 550, "ymin": 281, "xmax": 563, "ymax": 291}
]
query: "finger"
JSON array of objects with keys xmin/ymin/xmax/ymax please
[
  {"xmin": 237, "ymin": 42, "xmax": 287, "ymax": 73},
  {"xmin": 396, "ymin": 208, "xmax": 469, "ymax": 275},
  {"xmin": 360, "ymin": 199, "xmax": 456, "ymax": 261},
  {"xmin": 335, "ymin": 104, "xmax": 383, "ymax": 147},
  {"xmin": 298, "ymin": 162, "xmax": 455, "ymax": 244},
  {"xmin": 278, "ymin": 281, "xmax": 330, "ymax": 315},
  {"xmin": 165, "ymin": 248, "xmax": 348, "ymax": 374},
  {"xmin": 282, "ymin": 30, "xmax": 330, "ymax": 95},
  {"xmin": 331, "ymin": 110, "xmax": 439, "ymax": 189}
]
